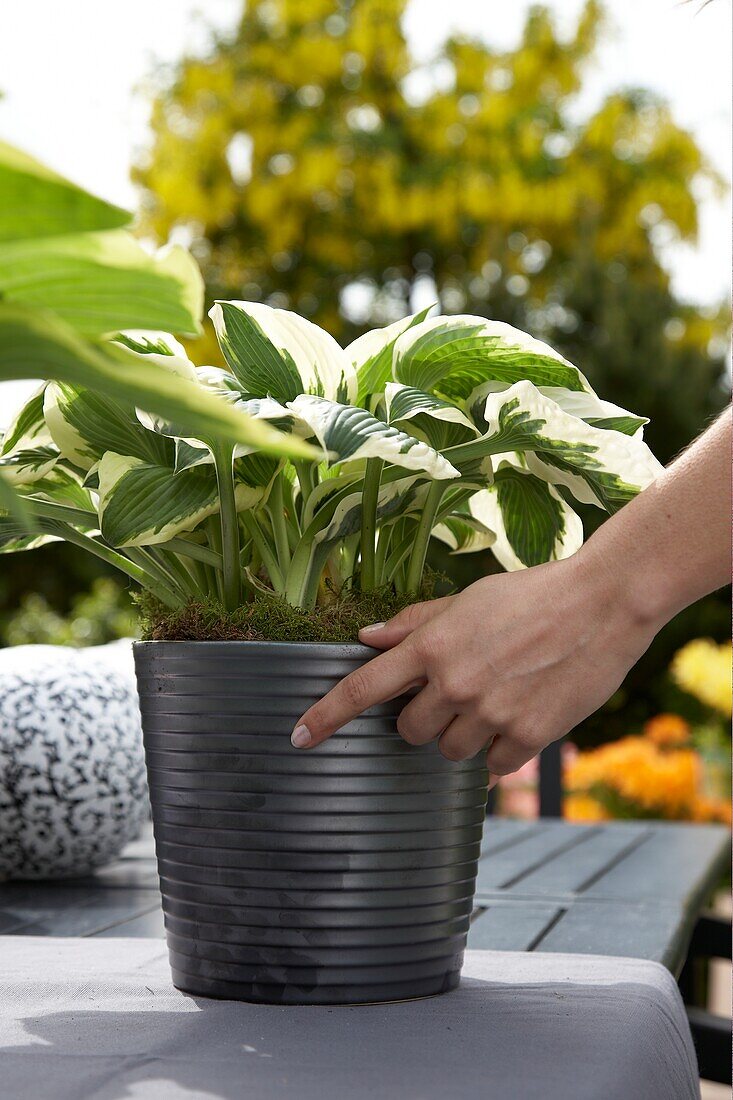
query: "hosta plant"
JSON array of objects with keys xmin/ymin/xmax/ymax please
[{"xmin": 1, "ymin": 302, "xmax": 663, "ymax": 625}]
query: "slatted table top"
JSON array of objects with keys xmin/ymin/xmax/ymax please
[{"xmin": 1, "ymin": 818, "xmax": 727, "ymax": 976}]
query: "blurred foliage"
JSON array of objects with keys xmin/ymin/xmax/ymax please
[
  {"xmin": 2, "ymin": 0, "xmax": 729, "ymax": 748},
  {"xmin": 134, "ymin": 0, "xmax": 728, "ymax": 467},
  {"xmin": 1, "ymin": 577, "xmax": 137, "ymax": 648}
]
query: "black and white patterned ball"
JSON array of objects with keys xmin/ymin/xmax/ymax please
[{"xmin": 0, "ymin": 642, "xmax": 147, "ymax": 880}]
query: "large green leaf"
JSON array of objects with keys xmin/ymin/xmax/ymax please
[
  {"xmin": 346, "ymin": 307, "xmax": 432, "ymax": 406},
  {"xmin": 470, "ymin": 463, "xmax": 583, "ymax": 570},
  {"xmin": 0, "ymin": 232, "xmax": 204, "ymax": 337},
  {"xmin": 210, "ymin": 300, "xmax": 357, "ymax": 404},
  {"xmin": 0, "ymin": 305, "xmax": 316, "ymax": 460},
  {"xmin": 385, "ymin": 382, "xmax": 477, "ymax": 449},
  {"xmin": 288, "ymin": 394, "xmax": 460, "ymax": 479},
  {"xmin": 393, "ymin": 316, "xmax": 592, "ymax": 400},
  {"xmin": 449, "ymin": 381, "xmax": 663, "ymax": 513},
  {"xmin": 0, "ymin": 141, "xmax": 129, "ymax": 243},
  {"xmin": 44, "ymin": 382, "xmax": 172, "ymax": 471},
  {"xmin": 469, "ymin": 381, "xmax": 647, "ymax": 438}
]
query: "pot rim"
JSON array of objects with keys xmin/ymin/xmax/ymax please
[{"xmin": 134, "ymin": 639, "xmax": 379, "ymax": 656}]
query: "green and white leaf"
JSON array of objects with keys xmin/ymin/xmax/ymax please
[
  {"xmin": 385, "ymin": 382, "xmax": 477, "ymax": 449},
  {"xmin": 470, "ymin": 463, "xmax": 583, "ymax": 570},
  {"xmin": 0, "ymin": 305, "xmax": 311, "ymax": 460},
  {"xmin": 210, "ymin": 300, "xmax": 357, "ymax": 404},
  {"xmin": 0, "ymin": 385, "xmax": 51, "ymax": 457},
  {"xmin": 314, "ymin": 477, "xmax": 428, "ymax": 547},
  {"xmin": 0, "ymin": 232, "xmax": 204, "ymax": 337},
  {"xmin": 394, "ymin": 315, "xmax": 593, "ymax": 401},
  {"xmin": 288, "ymin": 395, "xmax": 460, "ymax": 479},
  {"xmin": 44, "ymin": 382, "xmax": 172, "ymax": 471},
  {"xmin": 469, "ymin": 380, "xmax": 647, "ymax": 438},
  {"xmin": 467, "ymin": 381, "xmax": 663, "ymax": 512},
  {"xmin": 0, "ymin": 445, "xmax": 59, "ymax": 485},
  {"xmin": 346, "ymin": 306, "xmax": 432, "ymax": 406},
  {"xmin": 432, "ymin": 509, "xmax": 497, "ymax": 555},
  {"xmin": 97, "ymin": 452, "xmax": 265, "ymax": 547}
]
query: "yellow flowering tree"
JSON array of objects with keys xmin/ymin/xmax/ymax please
[{"xmin": 134, "ymin": 0, "xmax": 728, "ymax": 463}]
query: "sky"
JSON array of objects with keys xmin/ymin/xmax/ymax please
[{"xmin": 0, "ymin": 0, "xmax": 730, "ymax": 419}]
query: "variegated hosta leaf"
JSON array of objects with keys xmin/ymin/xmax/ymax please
[
  {"xmin": 0, "ymin": 232, "xmax": 204, "ymax": 337},
  {"xmin": 432, "ymin": 512, "xmax": 497, "ymax": 555},
  {"xmin": 0, "ymin": 445, "xmax": 58, "ymax": 485},
  {"xmin": 0, "ymin": 513, "xmax": 61, "ymax": 553},
  {"xmin": 210, "ymin": 300, "xmax": 357, "ymax": 404},
  {"xmin": 23, "ymin": 465, "xmax": 96, "ymax": 512},
  {"xmin": 97, "ymin": 452, "xmax": 266, "ymax": 548},
  {"xmin": 471, "ymin": 464, "xmax": 583, "ymax": 570},
  {"xmin": 385, "ymin": 382, "xmax": 477, "ymax": 450},
  {"xmin": 0, "ymin": 384, "xmax": 50, "ymax": 457},
  {"xmin": 314, "ymin": 477, "xmax": 429, "ymax": 547},
  {"xmin": 346, "ymin": 307, "xmax": 432, "ymax": 406},
  {"xmin": 113, "ymin": 330, "xmax": 198, "ymax": 382},
  {"xmin": 45, "ymin": 382, "xmax": 172, "ymax": 471},
  {"xmin": 469, "ymin": 381, "xmax": 647, "ymax": 438},
  {"xmin": 472, "ymin": 381, "xmax": 663, "ymax": 513},
  {"xmin": 393, "ymin": 315, "xmax": 593, "ymax": 402},
  {"xmin": 288, "ymin": 395, "xmax": 460, "ymax": 480}
]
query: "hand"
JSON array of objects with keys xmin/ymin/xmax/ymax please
[{"xmin": 290, "ymin": 553, "xmax": 661, "ymax": 780}]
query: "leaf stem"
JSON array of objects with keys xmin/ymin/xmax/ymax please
[
  {"xmin": 211, "ymin": 442, "xmax": 241, "ymax": 611},
  {"xmin": 268, "ymin": 474, "xmax": 291, "ymax": 574},
  {"xmin": 359, "ymin": 457, "xmax": 383, "ymax": 591},
  {"xmin": 404, "ymin": 480, "xmax": 446, "ymax": 593},
  {"xmin": 242, "ymin": 511, "xmax": 284, "ymax": 592}
]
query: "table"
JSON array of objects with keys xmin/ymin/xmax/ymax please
[
  {"xmin": 0, "ymin": 818, "xmax": 726, "ymax": 978},
  {"xmin": 0, "ymin": 818, "xmax": 728, "ymax": 1098}
]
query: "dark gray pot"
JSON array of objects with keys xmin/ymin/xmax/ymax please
[{"xmin": 133, "ymin": 641, "xmax": 488, "ymax": 1005}]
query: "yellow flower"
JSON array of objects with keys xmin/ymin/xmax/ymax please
[
  {"xmin": 643, "ymin": 713, "xmax": 691, "ymax": 748},
  {"xmin": 565, "ymin": 794, "xmax": 609, "ymax": 822},
  {"xmin": 671, "ymin": 639, "xmax": 732, "ymax": 716},
  {"xmin": 693, "ymin": 796, "xmax": 732, "ymax": 826}
]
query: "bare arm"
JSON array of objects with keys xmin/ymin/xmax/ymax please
[{"xmin": 290, "ymin": 411, "xmax": 731, "ymax": 780}]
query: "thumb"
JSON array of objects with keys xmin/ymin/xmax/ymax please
[{"xmin": 359, "ymin": 596, "xmax": 453, "ymax": 650}]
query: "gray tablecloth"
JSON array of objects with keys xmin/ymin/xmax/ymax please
[{"xmin": 0, "ymin": 937, "xmax": 699, "ymax": 1100}]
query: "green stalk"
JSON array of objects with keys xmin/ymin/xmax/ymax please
[
  {"xmin": 294, "ymin": 460, "xmax": 317, "ymax": 513},
  {"xmin": 359, "ymin": 457, "xmax": 383, "ymax": 592},
  {"xmin": 165, "ymin": 538, "xmax": 222, "ymax": 569},
  {"xmin": 127, "ymin": 548, "xmax": 190, "ymax": 604},
  {"xmin": 242, "ymin": 511, "xmax": 284, "ymax": 592},
  {"xmin": 211, "ymin": 442, "xmax": 241, "ymax": 611},
  {"xmin": 404, "ymin": 480, "xmax": 446, "ymax": 594},
  {"xmin": 267, "ymin": 474, "xmax": 291, "ymax": 574},
  {"xmin": 57, "ymin": 526, "xmax": 181, "ymax": 608}
]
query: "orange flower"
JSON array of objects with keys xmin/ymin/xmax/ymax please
[
  {"xmin": 644, "ymin": 713, "xmax": 691, "ymax": 748},
  {"xmin": 693, "ymin": 796, "xmax": 732, "ymax": 826},
  {"xmin": 565, "ymin": 794, "xmax": 609, "ymax": 822}
]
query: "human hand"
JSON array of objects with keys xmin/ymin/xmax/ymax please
[{"xmin": 290, "ymin": 553, "xmax": 660, "ymax": 780}]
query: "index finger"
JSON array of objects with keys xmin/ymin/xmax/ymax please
[{"xmin": 291, "ymin": 639, "xmax": 425, "ymax": 749}]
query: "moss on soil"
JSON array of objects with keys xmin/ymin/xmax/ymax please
[{"xmin": 136, "ymin": 583, "xmax": 444, "ymax": 644}]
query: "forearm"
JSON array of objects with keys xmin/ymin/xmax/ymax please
[{"xmin": 578, "ymin": 409, "xmax": 731, "ymax": 630}]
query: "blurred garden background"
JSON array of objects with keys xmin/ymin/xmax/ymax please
[{"xmin": 0, "ymin": 0, "xmax": 730, "ymax": 820}]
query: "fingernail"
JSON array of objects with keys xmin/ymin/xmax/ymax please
[
  {"xmin": 488, "ymin": 775, "xmax": 498, "ymax": 790},
  {"xmin": 360, "ymin": 622, "xmax": 386, "ymax": 635},
  {"xmin": 291, "ymin": 724, "xmax": 312, "ymax": 749}
]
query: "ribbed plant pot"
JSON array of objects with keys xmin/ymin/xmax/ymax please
[{"xmin": 133, "ymin": 641, "xmax": 488, "ymax": 1005}]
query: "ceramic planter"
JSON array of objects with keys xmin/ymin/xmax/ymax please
[{"xmin": 133, "ymin": 641, "xmax": 488, "ymax": 1004}]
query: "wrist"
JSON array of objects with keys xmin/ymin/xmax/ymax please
[{"xmin": 569, "ymin": 528, "xmax": 671, "ymax": 638}]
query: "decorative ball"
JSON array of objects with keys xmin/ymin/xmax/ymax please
[{"xmin": 0, "ymin": 641, "xmax": 147, "ymax": 880}]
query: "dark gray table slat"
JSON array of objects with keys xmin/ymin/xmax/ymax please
[
  {"xmin": 479, "ymin": 818, "xmax": 541, "ymax": 854},
  {"xmin": 579, "ymin": 824, "xmax": 729, "ymax": 905},
  {"xmin": 468, "ymin": 903, "xmax": 563, "ymax": 951},
  {"xmin": 535, "ymin": 900, "xmax": 692, "ymax": 974},
  {"xmin": 3, "ymin": 900, "xmax": 161, "ymax": 938},
  {"xmin": 476, "ymin": 821, "xmax": 600, "ymax": 892},
  {"xmin": 94, "ymin": 905, "xmax": 166, "ymax": 939},
  {"xmin": 504, "ymin": 823, "xmax": 651, "ymax": 896}
]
